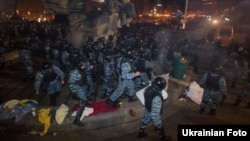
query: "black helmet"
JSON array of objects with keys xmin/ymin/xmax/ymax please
[
  {"xmin": 44, "ymin": 45, "xmax": 50, "ymax": 52},
  {"xmin": 211, "ymin": 63, "xmax": 222, "ymax": 73},
  {"xmin": 77, "ymin": 59, "xmax": 86, "ymax": 69},
  {"xmin": 124, "ymin": 47, "xmax": 134, "ymax": 59},
  {"xmin": 140, "ymin": 50, "xmax": 150, "ymax": 60},
  {"xmin": 52, "ymin": 48, "xmax": 60, "ymax": 58},
  {"xmin": 152, "ymin": 77, "xmax": 166, "ymax": 90},
  {"xmin": 41, "ymin": 61, "xmax": 50, "ymax": 70},
  {"xmin": 73, "ymin": 49, "xmax": 80, "ymax": 57}
]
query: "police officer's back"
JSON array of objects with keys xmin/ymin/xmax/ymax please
[{"xmin": 198, "ymin": 63, "xmax": 227, "ymax": 115}]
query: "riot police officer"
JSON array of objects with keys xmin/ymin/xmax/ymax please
[
  {"xmin": 50, "ymin": 46, "xmax": 63, "ymax": 70},
  {"xmin": 233, "ymin": 71, "xmax": 250, "ymax": 108},
  {"xmin": 34, "ymin": 61, "xmax": 65, "ymax": 106},
  {"xmin": 68, "ymin": 59, "xmax": 88, "ymax": 127},
  {"xmin": 85, "ymin": 58, "xmax": 95, "ymax": 101},
  {"xmin": 17, "ymin": 41, "xmax": 34, "ymax": 81},
  {"xmin": 137, "ymin": 77, "xmax": 171, "ymax": 141},
  {"xmin": 106, "ymin": 48, "xmax": 140, "ymax": 107},
  {"xmin": 134, "ymin": 50, "xmax": 154, "ymax": 90},
  {"xmin": 61, "ymin": 44, "xmax": 74, "ymax": 72},
  {"xmin": 198, "ymin": 63, "xmax": 228, "ymax": 115},
  {"xmin": 101, "ymin": 53, "xmax": 115, "ymax": 99}
]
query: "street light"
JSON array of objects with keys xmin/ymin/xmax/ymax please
[
  {"xmin": 150, "ymin": 0, "xmax": 165, "ymax": 7},
  {"xmin": 181, "ymin": 0, "xmax": 189, "ymax": 29},
  {"xmin": 156, "ymin": 0, "xmax": 163, "ymax": 6}
]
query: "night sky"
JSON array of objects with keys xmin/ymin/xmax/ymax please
[
  {"xmin": 148, "ymin": 0, "xmax": 187, "ymax": 11},
  {"xmin": 176, "ymin": 0, "xmax": 186, "ymax": 11}
]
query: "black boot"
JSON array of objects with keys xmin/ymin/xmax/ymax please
[
  {"xmin": 113, "ymin": 100, "xmax": 122, "ymax": 108},
  {"xmin": 49, "ymin": 94, "xmax": 57, "ymax": 106},
  {"xmin": 128, "ymin": 96, "xmax": 137, "ymax": 102},
  {"xmin": 73, "ymin": 101, "xmax": 85, "ymax": 127},
  {"xmin": 208, "ymin": 108, "xmax": 216, "ymax": 115},
  {"xmin": 156, "ymin": 127, "xmax": 171, "ymax": 141},
  {"xmin": 49, "ymin": 108, "xmax": 56, "ymax": 124},
  {"xmin": 73, "ymin": 113, "xmax": 85, "ymax": 127},
  {"xmin": 137, "ymin": 127, "xmax": 148, "ymax": 138}
]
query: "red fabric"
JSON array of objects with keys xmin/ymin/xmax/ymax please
[
  {"xmin": 89, "ymin": 101, "xmax": 119, "ymax": 116},
  {"xmin": 71, "ymin": 101, "xmax": 119, "ymax": 116}
]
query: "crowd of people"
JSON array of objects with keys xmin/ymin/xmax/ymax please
[{"xmin": 0, "ymin": 17, "xmax": 250, "ymax": 140}]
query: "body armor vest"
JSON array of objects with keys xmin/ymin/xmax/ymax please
[
  {"xmin": 144, "ymin": 86, "xmax": 163, "ymax": 113},
  {"xmin": 76, "ymin": 69, "xmax": 87, "ymax": 86},
  {"xmin": 43, "ymin": 69, "xmax": 57, "ymax": 82},
  {"xmin": 136, "ymin": 58, "xmax": 146, "ymax": 72},
  {"xmin": 206, "ymin": 73, "xmax": 220, "ymax": 90}
]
